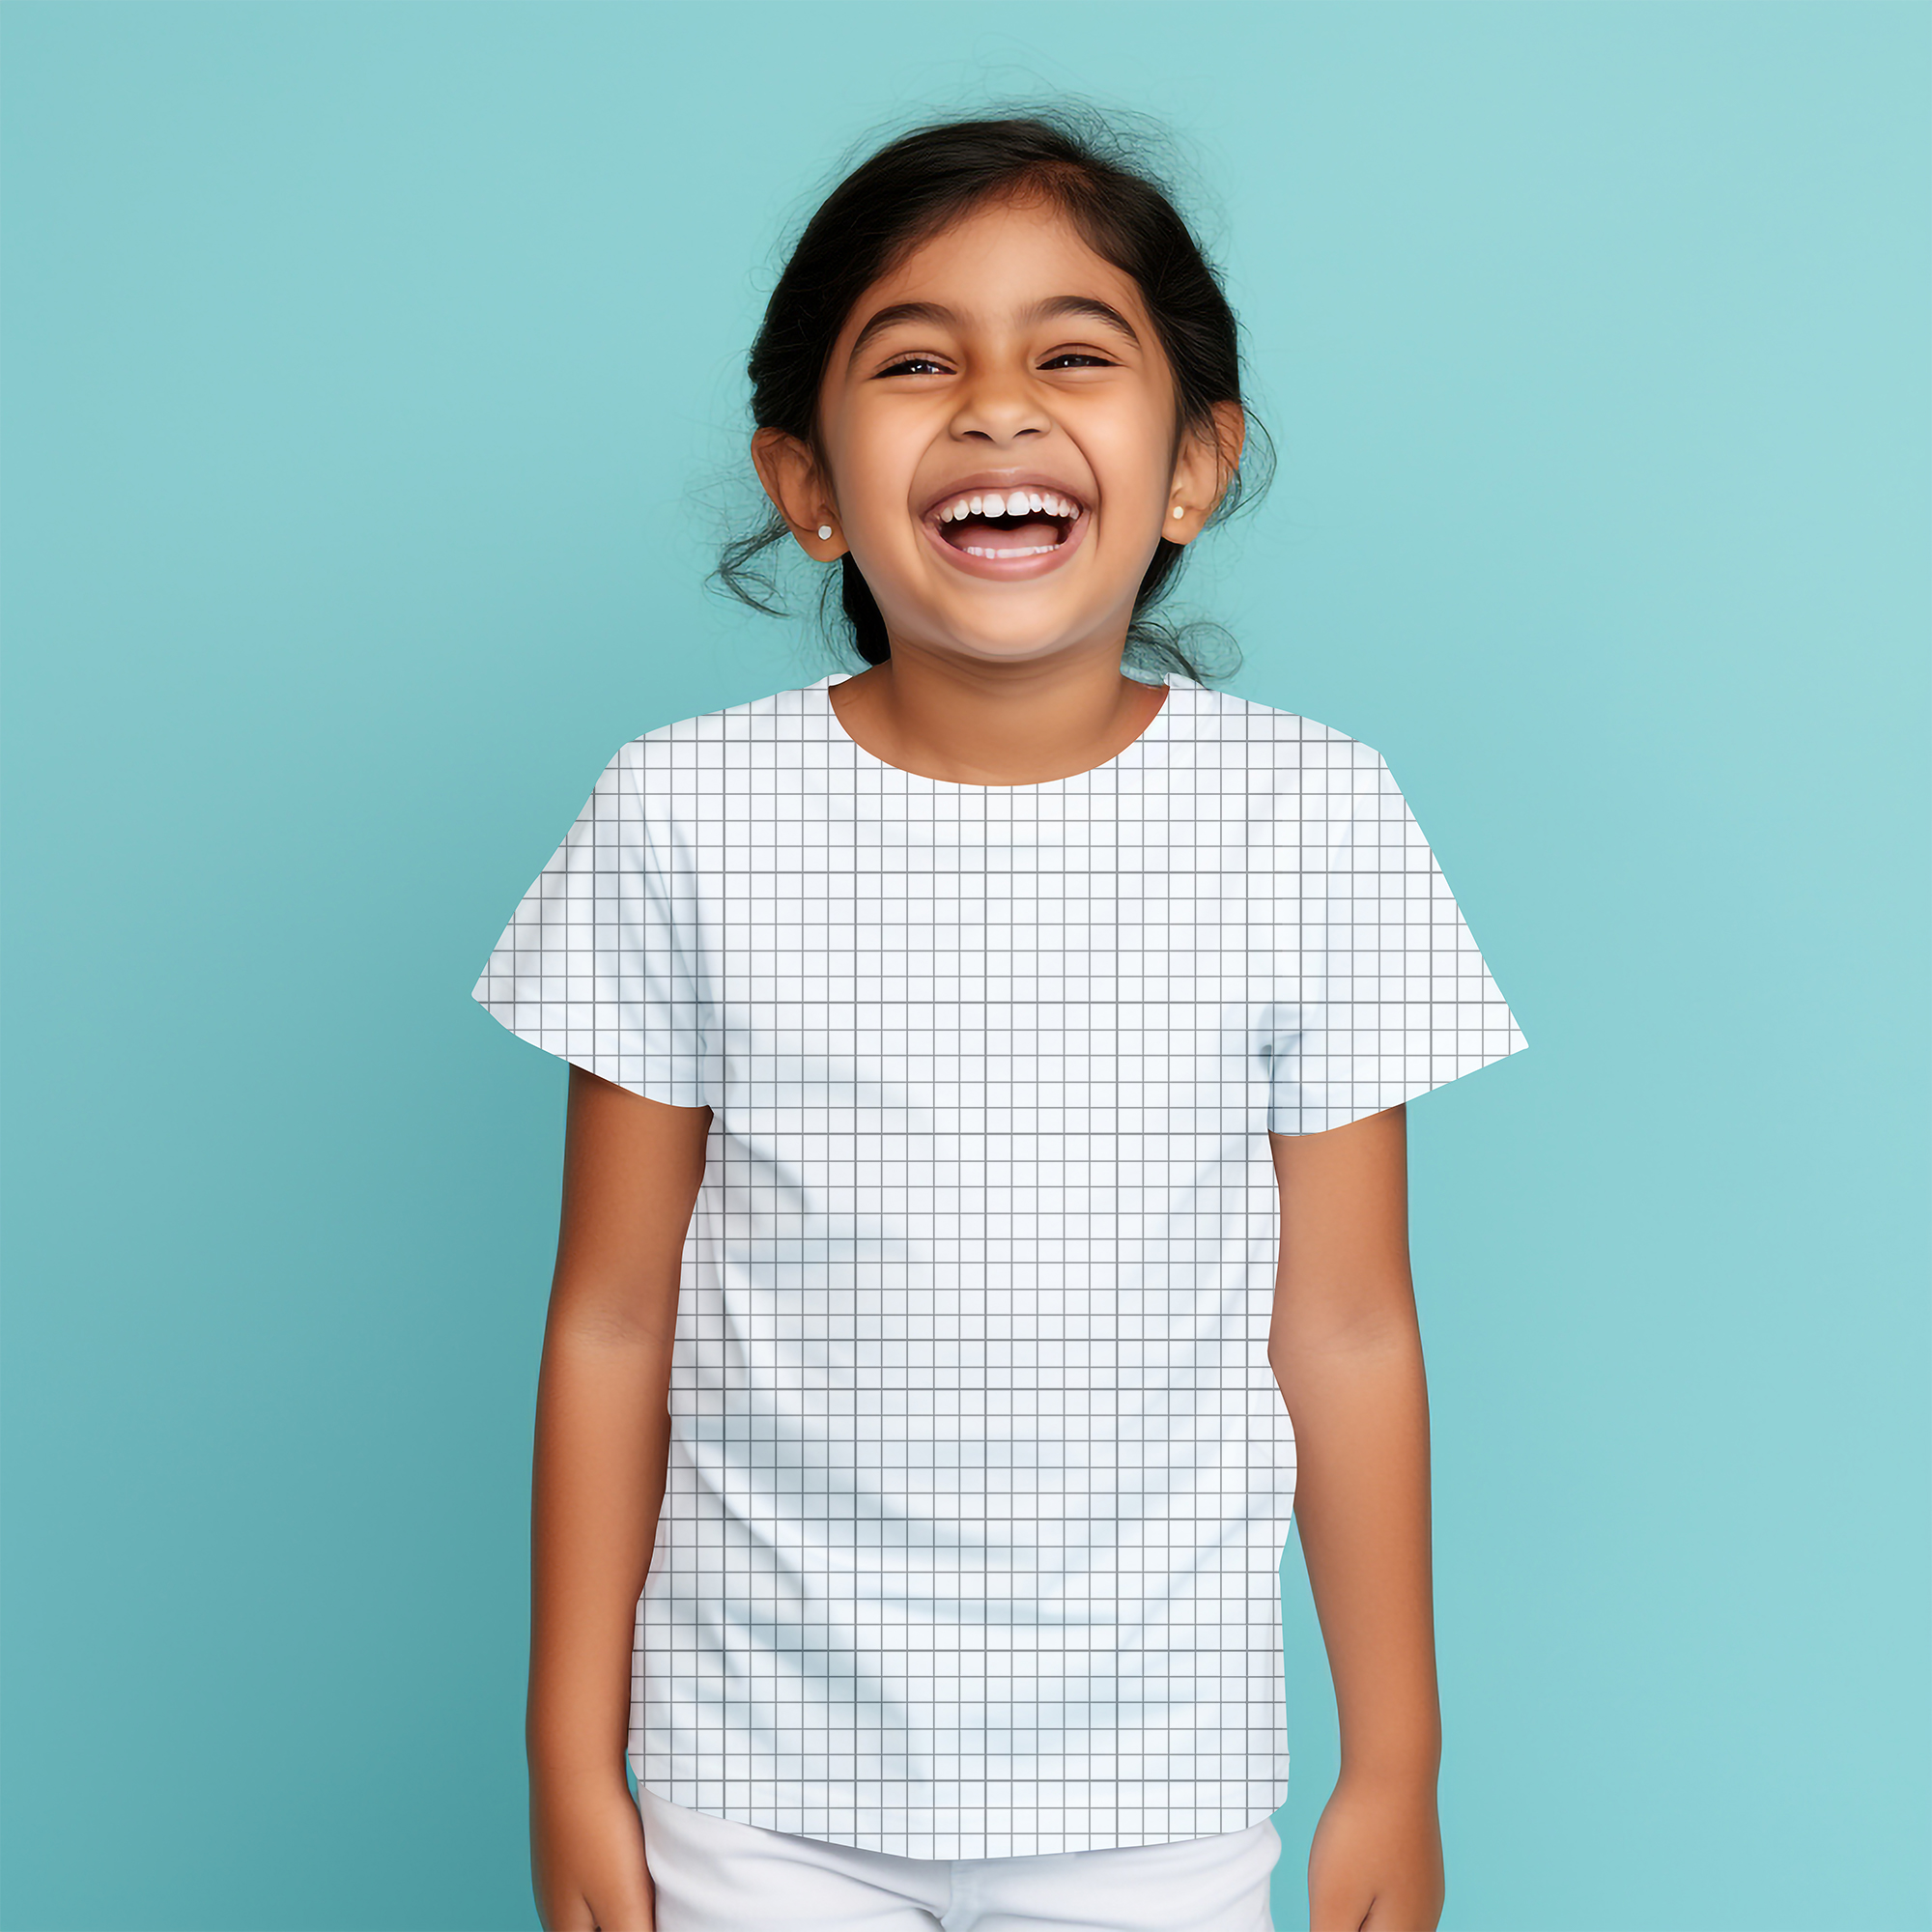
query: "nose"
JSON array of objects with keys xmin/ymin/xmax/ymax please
[{"xmin": 947, "ymin": 360, "xmax": 1051, "ymax": 443}]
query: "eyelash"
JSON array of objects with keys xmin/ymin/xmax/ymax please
[{"xmin": 876, "ymin": 353, "xmax": 1116, "ymax": 378}]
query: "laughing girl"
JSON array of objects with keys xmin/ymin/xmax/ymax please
[{"xmin": 473, "ymin": 102, "xmax": 1525, "ymax": 1932}]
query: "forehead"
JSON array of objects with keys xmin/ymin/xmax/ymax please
[{"xmin": 833, "ymin": 196, "xmax": 1148, "ymax": 351}]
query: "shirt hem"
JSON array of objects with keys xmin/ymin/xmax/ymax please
[{"xmin": 628, "ymin": 1765, "xmax": 1291, "ymax": 1860}]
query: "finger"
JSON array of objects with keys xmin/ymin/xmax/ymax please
[
  {"xmin": 1309, "ymin": 1880, "xmax": 1376, "ymax": 1932},
  {"xmin": 583, "ymin": 1879, "xmax": 656, "ymax": 1932},
  {"xmin": 1360, "ymin": 1884, "xmax": 1440, "ymax": 1931},
  {"xmin": 541, "ymin": 1891, "xmax": 597, "ymax": 1932}
]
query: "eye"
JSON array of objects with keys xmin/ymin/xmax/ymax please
[
  {"xmin": 876, "ymin": 355, "xmax": 949, "ymax": 378},
  {"xmin": 1042, "ymin": 353, "xmax": 1116, "ymax": 369}
]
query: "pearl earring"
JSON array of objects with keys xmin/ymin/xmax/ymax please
[
  {"xmin": 1172, "ymin": 505, "xmax": 1184, "ymax": 520},
  {"xmin": 817, "ymin": 524, "xmax": 834, "ymax": 540}
]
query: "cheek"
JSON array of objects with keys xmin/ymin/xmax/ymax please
[
  {"xmin": 834, "ymin": 418, "xmax": 927, "ymax": 529},
  {"xmin": 1090, "ymin": 411, "xmax": 1178, "ymax": 518}
]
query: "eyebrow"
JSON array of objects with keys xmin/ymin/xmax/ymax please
[{"xmin": 844, "ymin": 295, "xmax": 1144, "ymax": 371}]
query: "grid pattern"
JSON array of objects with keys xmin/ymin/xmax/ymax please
[{"xmin": 471, "ymin": 671, "xmax": 1526, "ymax": 1859}]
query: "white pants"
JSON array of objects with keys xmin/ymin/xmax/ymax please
[{"xmin": 636, "ymin": 1785, "xmax": 1280, "ymax": 1932}]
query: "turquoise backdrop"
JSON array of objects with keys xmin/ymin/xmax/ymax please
[{"xmin": 3, "ymin": 4, "xmax": 1926, "ymax": 1928}]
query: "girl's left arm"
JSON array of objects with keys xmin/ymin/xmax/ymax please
[{"xmin": 1268, "ymin": 1103, "xmax": 1447, "ymax": 1932}]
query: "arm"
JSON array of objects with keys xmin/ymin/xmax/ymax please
[
  {"xmin": 527, "ymin": 1065, "xmax": 712, "ymax": 1932},
  {"xmin": 1268, "ymin": 1104, "xmax": 1446, "ymax": 1932}
]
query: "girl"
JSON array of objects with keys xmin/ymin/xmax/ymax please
[{"xmin": 473, "ymin": 104, "xmax": 1525, "ymax": 1932}]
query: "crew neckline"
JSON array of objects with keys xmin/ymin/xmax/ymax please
[{"xmin": 811, "ymin": 671, "xmax": 1183, "ymax": 793}]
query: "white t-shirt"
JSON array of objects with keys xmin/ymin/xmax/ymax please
[{"xmin": 472, "ymin": 669, "xmax": 1525, "ymax": 1859}]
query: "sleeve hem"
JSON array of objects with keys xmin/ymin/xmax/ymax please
[
  {"xmin": 1266, "ymin": 1030, "xmax": 1527, "ymax": 1136},
  {"xmin": 470, "ymin": 980, "xmax": 715, "ymax": 1111}
]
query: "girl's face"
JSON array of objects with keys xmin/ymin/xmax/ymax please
[{"xmin": 754, "ymin": 194, "xmax": 1240, "ymax": 671}]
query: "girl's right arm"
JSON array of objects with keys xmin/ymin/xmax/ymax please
[{"xmin": 527, "ymin": 1065, "xmax": 712, "ymax": 1932}]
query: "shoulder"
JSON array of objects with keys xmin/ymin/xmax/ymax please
[
  {"xmin": 597, "ymin": 681, "xmax": 822, "ymax": 800},
  {"xmin": 1175, "ymin": 681, "xmax": 1391, "ymax": 793}
]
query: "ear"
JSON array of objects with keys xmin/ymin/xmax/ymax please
[
  {"xmin": 1166, "ymin": 401, "xmax": 1248, "ymax": 545},
  {"xmin": 751, "ymin": 427, "xmax": 845, "ymax": 557}
]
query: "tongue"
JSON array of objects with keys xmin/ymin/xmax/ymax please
[{"xmin": 944, "ymin": 515, "xmax": 1062, "ymax": 551}]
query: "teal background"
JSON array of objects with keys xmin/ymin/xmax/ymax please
[{"xmin": 3, "ymin": 3, "xmax": 1926, "ymax": 1927}]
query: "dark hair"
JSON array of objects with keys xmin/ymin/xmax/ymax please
[{"xmin": 707, "ymin": 99, "xmax": 1275, "ymax": 684}]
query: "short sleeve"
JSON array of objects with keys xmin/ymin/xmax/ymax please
[
  {"xmin": 470, "ymin": 740, "xmax": 717, "ymax": 1107},
  {"xmin": 1265, "ymin": 747, "xmax": 1526, "ymax": 1134}
]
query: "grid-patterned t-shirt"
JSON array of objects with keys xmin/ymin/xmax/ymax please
[{"xmin": 471, "ymin": 669, "xmax": 1525, "ymax": 1859}]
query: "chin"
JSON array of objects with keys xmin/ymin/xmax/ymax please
[{"xmin": 920, "ymin": 591, "xmax": 1128, "ymax": 661}]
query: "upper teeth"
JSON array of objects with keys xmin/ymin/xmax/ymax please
[{"xmin": 936, "ymin": 490, "xmax": 1082, "ymax": 523}]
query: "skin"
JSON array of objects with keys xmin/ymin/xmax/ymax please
[
  {"xmin": 526, "ymin": 188, "xmax": 1445, "ymax": 1932},
  {"xmin": 753, "ymin": 185, "xmax": 1239, "ymax": 783}
]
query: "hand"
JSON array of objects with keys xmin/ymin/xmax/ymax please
[
  {"xmin": 1307, "ymin": 1772, "xmax": 1445, "ymax": 1931},
  {"xmin": 530, "ymin": 1769, "xmax": 656, "ymax": 1932}
]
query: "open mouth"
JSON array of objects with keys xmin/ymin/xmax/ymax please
[{"xmin": 929, "ymin": 492, "xmax": 1085, "ymax": 559}]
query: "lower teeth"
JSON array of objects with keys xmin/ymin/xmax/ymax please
[{"xmin": 962, "ymin": 541, "xmax": 1060, "ymax": 557}]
